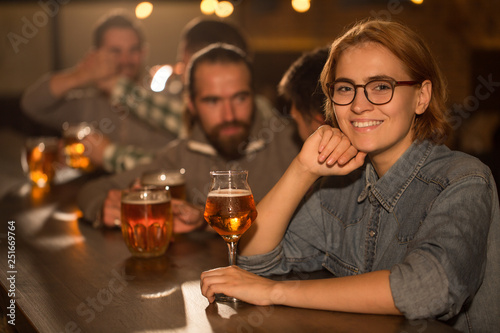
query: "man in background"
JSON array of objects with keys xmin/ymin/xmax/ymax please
[
  {"xmin": 21, "ymin": 11, "xmax": 173, "ymax": 168},
  {"xmin": 97, "ymin": 17, "xmax": 274, "ymax": 172},
  {"xmin": 21, "ymin": 13, "xmax": 256, "ymax": 174},
  {"xmin": 77, "ymin": 44, "xmax": 300, "ymax": 231}
]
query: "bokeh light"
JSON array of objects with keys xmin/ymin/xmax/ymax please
[
  {"xmin": 136, "ymin": 2, "xmax": 153, "ymax": 19},
  {"xmin": 150, "ymin": 65, "xmax": 173, "ymax": 92},
  {"xmin": 200, "ymin": 0, "xmax": 217, "ymax": 15},
  {"xmin": 292, "ymin": 0, "xmax": 310, "ymax": 13},
  {"xmin": 215, "ymin": 1, "xmax": 234, "ymax": 18}
]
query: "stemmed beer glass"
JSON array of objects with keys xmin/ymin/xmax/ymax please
[{"xmin": 204, "ymin": 170, "xmax": 258, "ymax": 302}]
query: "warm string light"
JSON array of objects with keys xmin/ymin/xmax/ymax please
[
  {"xmin": 200, "ymin": 0, "xmax": 217, "ymax": 15},
  {"xmin": 136, "ymin": 2, "xmax": 153, "ymax": 19},
  {"xmin": 201, "ymin": 0, "xmax": 318, "ymax": 17},
  {"xmin": 292, "ymin": 0, "xmax": 310, "ymax": 13},
  {"xmin": 150, "ymin": 65, "xmax": 173, "ymax": 92},
  {"xmin": 215, "ymin": 1, "xmax": 234, "ymax": 17},
  {"xmin": 200, "ymin": 0, "xmax": 234, "ymax": 17}
]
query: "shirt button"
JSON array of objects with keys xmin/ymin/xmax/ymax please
[{"xmin": 369, "ymin": 231, "xmax": 376, "ymax": 237}]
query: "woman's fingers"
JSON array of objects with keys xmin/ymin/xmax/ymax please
[
  {"xmin": 316, "ymin": 125, "xmax": 334, "ymax": 154},
  {"xmin": 322, "ymin": 132, "xmax": 352, "ymax": 166},
  {"xmin": 200, "ymin": 266, "xmax": 277, "ymax": 306},
  {"xmin": 314, "ymin": 126, "xmax": 354, "ymax": 166},
  {"xmin": 200, "ymin": 267, "xmax": 234, "ymax": 301}
]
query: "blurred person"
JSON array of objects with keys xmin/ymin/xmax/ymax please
[
  {"xmin": 110, "ymin": 17, "xmax": 251, "ymax": 137},
  {"xmin": 87, "ymin": 17, "xmax": 269, "ymax": 172},
  {"xmin": 77, "ymin": 43, "xmax": 300, "ymax": 231},
  {"xmin": 278, "ymin": 46, "xmax": 329, "ymax": 141},
  {"xmin": 20, "ymin": 10, "xmax": 172, "ymax": 172},
  {"xmin": 200, "ymin": 19, "xmax": 499, "ymax": 333}
]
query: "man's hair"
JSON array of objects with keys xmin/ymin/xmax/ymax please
[
  {"xmin": 93, "ymin": 10, "xmax": 145, "ymax": 48},
  {"xmin": 278, "ymin": 46, "xmax": 328, "ymax": 123},
  {"xmin": 321, "ymin": 18, "xmax": 451, "ymax": 144},
  {"xmin": 177, "ymin": 18, "xmax": 249, "ymax": 61},
  {"xmin": 185, "ymin": 43, "xmax": 253, "ymax": 101}
]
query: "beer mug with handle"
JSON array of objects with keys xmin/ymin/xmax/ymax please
[{"xmin": 121, "ymin": 187, "xmax": 173, "ymax": 258}]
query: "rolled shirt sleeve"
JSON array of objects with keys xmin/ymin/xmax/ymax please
[
  {"xmin": 389, "ymin": 176, "xmax": 492, "ymax": 320},
  {"xmin": 238, "ymin": 191, "xmax": 328, "ymax": 276}
]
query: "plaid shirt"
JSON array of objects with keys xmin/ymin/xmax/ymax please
[{"xmin": 104, "ymin": 78, "xmax": 185, "ymax": 172}]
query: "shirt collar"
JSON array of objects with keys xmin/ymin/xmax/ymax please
[{"xmin": 357, "ymin": 140, "xmax": 434, "ymax": 212}]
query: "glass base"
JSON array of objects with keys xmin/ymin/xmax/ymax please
[{"xmin": 215, "ymin": 293, "xmax": 240, "ymax": 303}]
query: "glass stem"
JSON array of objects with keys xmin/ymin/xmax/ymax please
[{"xmin": 227, "ymin": 241, "xmax": 238, "ymax": 266}]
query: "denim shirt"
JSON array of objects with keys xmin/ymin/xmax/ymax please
[{"xmin": 238, "ymin": 140, "xmax": 500, "ymax": 333}]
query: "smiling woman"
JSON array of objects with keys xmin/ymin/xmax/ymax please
[
  {"xmin": 200, "ymin": 19, "xmax": 500, "ymax": 333},
  {"xmin": 327, "ymin": 42, "xmax": 431, "ymax": 176}
]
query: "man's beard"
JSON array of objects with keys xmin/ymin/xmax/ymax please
[{"xmin": 206, "ymin": 121, "xmax": 251, "ymax": 160}]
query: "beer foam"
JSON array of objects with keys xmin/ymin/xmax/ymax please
[
  {"xmin": 142, "ymin": 171, "xmax": 185, "ymax": 186},
  {"xmin": 207, "ymin": 189, "xmax": 252, "ymax": 197},
  {"xmin": 121, "ymin": 198, "xmax": 169, "ymax": 205}
]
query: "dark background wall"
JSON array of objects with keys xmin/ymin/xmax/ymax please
[{"xmin": 1, "ymin": 0, "xmax": 499, "ymax": 153}]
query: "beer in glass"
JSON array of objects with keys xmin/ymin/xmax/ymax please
[
  {"xmin": 121, "ymin": 187, "xmax": 173, "ymax": 258},
  {"xmin": 204, "ymin": 189, "xmax": 257, "ymax": 242},
  {"xmin": 62, "ymin": 122, "xmax": 93, "ymax": 171},
  {"xmin": 25, "ymin": 137, "xmax": 59, "ymax": 188},
  {"xmin": 141, "ymin": 169, "xmax": 186, "ymax": 200},
  {"xmin": 203, "ymin": 170, "xmax": 257, "ymax": 302}
]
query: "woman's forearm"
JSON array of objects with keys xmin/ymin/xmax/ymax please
[
  {"xmin": 273, "ymin": 270, "xmax": 402, "ymax": 315},
  {"xmin": 239, "ymin": 157, "xmax": 318, "ymax": 256},
  {"xmin": 240, "ymin": 126, "xmax": 366, "ymax": 256}
]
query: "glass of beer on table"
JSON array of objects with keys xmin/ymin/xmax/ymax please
[
  {"xmin": 203, "ymin": 170, "xmax": 258, "ymax": 302},
  {"xmin": 62, "ymin": 122, "xmax": 93, "ymax": 171},
  {"xmin": 141, "ymin": 169, "xmax": 186, "ymax": 200},
  {"xmin": 25, "ymin": 136, "xmax": 59, "ymax": 188},
  {"xmin": 121, "ymin": 187, "xmax": 173, "ymax": 258}
]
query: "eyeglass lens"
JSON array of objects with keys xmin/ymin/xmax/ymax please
[{"xmin": 330, "ymin": 80, "xmax": 394, "ymax": 105}]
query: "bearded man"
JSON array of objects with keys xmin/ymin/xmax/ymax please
[{"xmin": 77, "ymin": 44, "xmax": 300, "ymax": 231}]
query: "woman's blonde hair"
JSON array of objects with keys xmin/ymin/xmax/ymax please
[{"xmin": 320, "ymin": 19, "xmax": 451, "ymax": 144}]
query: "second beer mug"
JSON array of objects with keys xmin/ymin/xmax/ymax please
[
  {"xmin": 141, "ymin": 169, "xmax": 186, "ymax": 200},
  {"xmin": 25, "ymin": 136, "xmax": 59, "ymax": 188},
  {"xmin": 62, "ymin": 122, "xmax": 93, "ymax": 171},
  {"xmin": 120, "ymin": 187, "xmax": 173, "ymax": 258}
]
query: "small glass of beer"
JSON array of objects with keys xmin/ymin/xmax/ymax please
[
  {"xmin": 25, "ymin": 137, "xmax": 60, "ymax": 188},
  {"xmin": 62, "ymin": 122, "xmax": 93, "ymax": 171},
  {"xmin": 120, "ymin": 187, "xmax": 173, "ymax": 258},
  {"xmin": 141, "ymin": 169, "xmax": 187, "ymax": 200},
  {"xmin": 203, "ymin": 170, "xmax": 258, "ymax": 302}
]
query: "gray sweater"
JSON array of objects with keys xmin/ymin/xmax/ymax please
[
  {"xmin": 77, "ymin": 107, "xmax": 300, "ymax": 221},
  {"xmin": 20, "ymin": 73, "xmax": 175, "ymax": 149}
]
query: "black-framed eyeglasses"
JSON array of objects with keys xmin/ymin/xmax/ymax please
[{"xmin": 326, "ymin": 79, "xmax": 421, "ymax": 106}]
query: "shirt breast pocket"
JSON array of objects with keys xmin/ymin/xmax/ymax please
[
  {"xmin": 319, "ymin": 192, "xmax": 365, "ymax": 229},
  {"xmin": 392, "ymin": 186, "xmax": 437, "ymax": 243}
]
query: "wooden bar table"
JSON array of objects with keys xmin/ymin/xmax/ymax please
[{"xmin": 0, "ymin": 176, "xmax": 461, "ymax": 333}]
